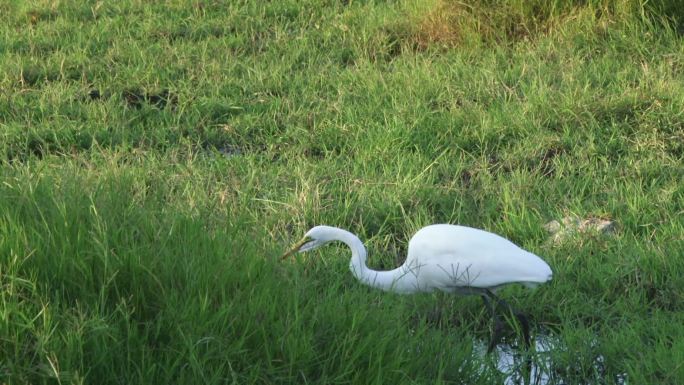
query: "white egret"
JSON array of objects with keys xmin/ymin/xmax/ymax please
[{"xmin": 282, "ymin": 224, "xmax": 553, "ymax": 351}]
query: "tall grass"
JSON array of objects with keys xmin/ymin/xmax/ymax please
[{"xmin": 1, "ymin": 0, "xmax": 683, "ymax": 383}]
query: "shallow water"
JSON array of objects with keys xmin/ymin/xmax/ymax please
[{"xmin": 473, "ymin": 334, "xmax": 628, "ymax": 385}]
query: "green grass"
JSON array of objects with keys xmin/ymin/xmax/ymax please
[{"xmin": 1, "ymin": 0, "xmax": 683, "ymax": 383}]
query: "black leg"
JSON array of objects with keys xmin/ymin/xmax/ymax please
[
  {"xmin": 482, "ymin": 290, "xmax": 532, "ymax": 352},
  {"xmin": 481, "ymin": 292, "xmax": 505, "ymax": 353},
  {"xmin": 481, "ymin": 292, "xmax": 494, "ymax": 317}
]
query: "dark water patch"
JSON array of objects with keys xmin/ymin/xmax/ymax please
[
  {"xmin": 488, "ymin": 143, "xmax": 568, "ymax": 179},
  {"xmin": 123, "ymin": 89, "xmax": 178, "ymax": 110},
  {"xmin": 87, "ymin": 89, "xmax": 103, "ymax": 101},
  {"xmin": 216, "ymin": 145, "xmax": 242, "ymax": 158},
  {"xmin": 198, "ymin": 139, "xmax": 272, "ymax": 162},
  {"xmin": 82, "ymin": 88, "xmax": 178, "ymax": 110},
  {"xmin": 474, "ymin": 333, "xmax": 628, "ymax": 385},
  {"xmin": 199, "ymin": 144, "xmax": 244, "ymax": 160}
]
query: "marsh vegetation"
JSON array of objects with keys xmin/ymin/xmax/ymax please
[{"xmin": 1, "ymin": 0, "xmax": 683, "ymax": 383}]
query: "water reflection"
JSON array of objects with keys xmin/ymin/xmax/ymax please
[{"xmin": 474, "ymin": 334, "xmax": 628, "ymax": 385}]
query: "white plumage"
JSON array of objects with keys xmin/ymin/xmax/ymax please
[
  {"xmin": 283, "ymin": 224, "xmax": 552, "ymax": 294},
  {"xmin": 282, "ymin": 223, "xmax": 553, "ymax": 352},
  {"xmin": 404, "ymin": 224, "xmax": 552, "ymax": 292}
]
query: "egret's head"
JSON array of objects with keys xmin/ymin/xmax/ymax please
[{"xmin": 281, "ymin": 225, "xmax": 337, "ymax": 259}]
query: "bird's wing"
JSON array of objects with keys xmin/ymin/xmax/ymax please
[
  {"xmin": 405, "ymin": 249, "xmax": 549, "ymax": 291},
  {"xmin": 404, "ymin": 225, "xmax": 551, "ymax": 290}
]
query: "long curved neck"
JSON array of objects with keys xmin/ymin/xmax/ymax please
[{"xmin": 332, "ymin": 228, "xmax": 417, "ymax": 293}]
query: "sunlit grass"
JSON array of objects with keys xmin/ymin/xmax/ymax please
[{"xmin": 1, "ymin": 0, "xmax": 683, "ymax": 384}]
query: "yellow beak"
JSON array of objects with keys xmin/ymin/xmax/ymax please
[{"xmin": 280, "ymin": 237, "xmax": 310, "ymax": 260}]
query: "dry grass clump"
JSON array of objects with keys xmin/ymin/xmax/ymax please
[{"xmin": 396, "ymin": 0, "xmax": 673, "ymax": 50}]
